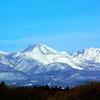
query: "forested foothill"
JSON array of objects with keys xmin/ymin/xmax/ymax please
[{"xmin": 0, "ymin": 81, "xmax": 100, "ymax": 100}]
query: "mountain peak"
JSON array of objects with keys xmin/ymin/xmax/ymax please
[
  {"xmin": 21, "ymin": 44, "xmax": 58, "ymax": 55},
  {"xmin": 88, "ymin": 47, "xmax": 95, "ymax": 51},
  {"xmin": 89, "ymin": 47, "xmax": 94, "ymax": 49},
  {"xmin": 22, "ymin": 44, "xmax": 43, "ymax": 52},
  {"xmin": 29, "ymin": 44, "xmax": 43, "ymax": 47},
  {"xmin": 27, "ymin": 44, "xmax": 44, "ymax": 48},
  {"xmin": 71, "ymin": 47, "xmax": 100, "ymax": 62}
]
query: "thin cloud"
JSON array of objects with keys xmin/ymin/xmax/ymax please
[
  {"xmin": 0, "ymin": 32, "xmax": 99, "ymax": 44},
  {"xmin": 0, "ymin": 33, "xmax": 100, "ymax": 53},
  {"xmin": 0, "ymin": 32, "xmax": 99, "ymax": 43}
]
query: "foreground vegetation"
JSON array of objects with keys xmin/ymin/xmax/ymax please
[{"xmin": 0, "ymin": 81, "xmax": 100, "ymax": 100}]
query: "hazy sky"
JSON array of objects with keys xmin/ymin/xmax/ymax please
[{"xmin": 0, "ymin": 0, "xmax": 100, "ymax": 53}]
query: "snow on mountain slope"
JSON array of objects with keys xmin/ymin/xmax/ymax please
[
  {"xmin": 0, "ymin": 51, "xmax": 9, "ymax": 55},
  {"xmin": 0, "ymin": 51, "xmax": 14, "ymax": 67},
  {"xmin": 13, "ymin": 44, "xmax": 60, "ymax": 64},
  {"xmin": 0, "ymin": 44, "xmax": 99, "ymax": 73},
  {"xmin": 0, "ymin": 71, "xmax": 30, "ymax": 80},
  {"xmin": 1, "ymin": 44, "xmax": 100, "ymax": 87},
  {"xmin": 11, "ymin": 44, "xmax": 84, "ymax": 74},
  {"xmin": 71, "ymin": 47, "xmax": 100, "ymax": 63},
  {"xmin": 22, "ymin": 44, "xmax": 59, "ymax": 54}
]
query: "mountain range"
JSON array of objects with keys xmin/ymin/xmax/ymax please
[{"xmin": 0, "ymin": 44, "xmax": 100, "ymax": 88}]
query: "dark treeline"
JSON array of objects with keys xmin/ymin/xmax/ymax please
[{"xmin": 0, "ymin": 81, "xmax": 100, "ymax": 100}]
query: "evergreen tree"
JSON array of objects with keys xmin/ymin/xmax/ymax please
[
  {"xmin": 65, "ymin": 86, "xmax": 70, "ymax": 90},
  {"xmin": 0, "ymin": 81, "xmax": 5, "ymax": 87}
]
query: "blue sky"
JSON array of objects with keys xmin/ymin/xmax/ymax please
[{"xmin": 0, "ymin": 0, "xmax": 100, "ymax": 53}]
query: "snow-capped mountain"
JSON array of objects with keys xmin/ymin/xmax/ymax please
[
  {"xmin": 71, "ymin": 47, "xmax": 100, "ymax": 71},
  {"xmin": 71, "ymin": 47, "xmax": 100, "ymax": 63},
  {"xmin": 0, "ymin": 44, "xmax": 100, "ymax": 87},
  {"xmin": 11, "ymin": 44, "xmax": 84, "ymax": 74}
]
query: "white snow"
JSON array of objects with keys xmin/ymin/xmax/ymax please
[
  {"xmin": 30, "ymin": 80, "xmax": 39, "ymax": 82},
  {"xmin": 10, "ymin": 44, "xmax": 84, "ymax": 73},
  {"xmin": 72, "ymin": 47, "xmax": 100, "ymax": 63},
  {"xmin": 48, "ymin": 83, "xmax": 51, "ymax": 86},
  {"xmin": 71, "ymin": 74, "xmax": 80, "ymax": 77},
  {"xmin": 0, "ymin": 44, "xmax": 100, "ymax": 82},
  {"xmin": 89, "ymin": 77, "xmax": 96, "ymax": 79},
  {"xmin": 24, "ymin": 84, "xmax": 32, "ymax": 86},
  {"xmin": 13, "ymin": 82, "xmax": 17, "ymax": 85},
  {"xmin": 20, "ymin": 44, "xmax": 84, "ymax": 71},
  {"xmin": 0, "ymin": 72, "xmax": 28, "ymax": 80},
  {"xmin": 0, "ymin": 51, "xmax": 9, "ymax": 55},
  {"xmin": 1, "ymin": 44, "xmax": 100, "ymax": 87}
]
